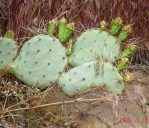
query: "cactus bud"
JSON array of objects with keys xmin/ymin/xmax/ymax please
[
  {"xmin": 118, "ymin": 24, "xmax": 132, "ymax": 42},
  {"xmin": 110, "ymin": 17, "xmax": 123, "ymax": 35},
  {"xmin": 58, "ymin": 18, "xmax": 75, "ymax": 43},
  {"xmin": 48, "ymin": 19, "xmax": 57, "ymax": 36},
  {"xmin": 60, "ymin": 17, "xmax": 67, "ymax": 23},
  {"xmin": 123, "ymin": 73, "xmax": 133, "ymax": 82},
  {"xmin": 117, "ymin": 58, "xmax": 129, "ymax": 71},
  {"xmin": 121, "ymin": 44, "xmax": 136, "ymax": 58},
  {"xmin": 99, "ymin": 20, "xmax": 107, "ymax": 31},
  {"xmin": 4, "ymin": 31, "xmax": 14, "ymax": 39}
]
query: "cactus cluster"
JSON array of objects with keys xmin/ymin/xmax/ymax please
[
  {"xmin": 0, "ymin": 17, "xmax": 136, "ymax": 97},
  {"xmin": 58, "ymin": 61, "xmax": 124, "ymax": 96},
  {"xmin": 0, "ymin": 18, "xmax": 74, "ymax": 87},
  {"xmin": 58, "ymin": 17, "xmax": 136, "ymax": 96}
]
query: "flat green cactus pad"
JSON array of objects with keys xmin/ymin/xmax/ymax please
[
  {"xmin": 0, "ymin": 37, "xmax": 17, "ymax": 73},
  {"xmin": 58, "ymin": 60, "xmax": 124, "ymax": 96},
  {"xmin": 11, "ymin": 35, "xmax": 68, "ymax": 87},
  {"xmin": 103, "ymin": 62, "xmax": 124, "ymax": 93},
  {"xmin": 69, "ymin": 29, "xmax": 121, "ymax": 66}
]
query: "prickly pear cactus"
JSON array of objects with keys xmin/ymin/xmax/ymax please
[
  {"xmin": 10, "ymin": 35, "xmax": 68, "ymax": 87},
  {"xmin": 58, "ymin": 61, "xmax": 124, "ymax": 96},
  {"xmin": 0, "ymin": 18, "xmax": 135, "ymax": 97},
  {"xmin": 69, "ymin": 29, "xmax": 121, "ymax": 66},
  {"xmin": 58, "ymin": 17, "xmax": 135, "ymax": 96},
  {"xmin": 69, "ymin": 17, "xmax": 132, "ymax": 66},
  {"xmin": 0, "ymin": 36, "xmax": 17, "ymax": 73}
]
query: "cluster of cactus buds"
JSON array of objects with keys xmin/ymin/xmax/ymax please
[
  {"xmin": 118, "ymin": 44, "xmax": 136, "ymax": 71},
  {"xmin": 48, "ymin": 17, "xmax": 75, "ymax": 43},
  {"xmin": 59, "ymin": 17, "xmax": 136, "ymax": 96}
]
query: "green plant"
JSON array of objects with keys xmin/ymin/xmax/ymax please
[
  {"xmin": 10, "ymin": 35, "xmax": 68, "ymax": 88},
  {"xmin": 0, "ymin": 31, "xmax": 17, "ymax": 73},
  {"xmin": 58, "ymin": 61, "xmax": 124, "ymax": 96},
  {"xmin": 58, "ymin": 17, "xmax": 75, "ymax": 43},
  {"xmin": 58, "ymin": 17, "xmax": 135, "ymax": 96},
  {"xmin": 69, "ymin": 18, "xmax": 132, "ymax": 66},
  {"xmin": 48, "ymin": 19, "xmax": 57, "ymax": 36},
  {"xmin": 118, "ymin": 44, "xmax": 136, "ymax": 71},
  {"xmin": 4, "ymin": 30, "xmax": 15, "ymax": 39},
  {"xmin": 69, "ymin": 29, "xmax": 121, "ymax": 66},
  {"xmin": 0, "ymin": 18, "xmax": 136, "ymax": 96},
  {"xmin": 0, "ymin": 18, "xmax": 74, "ymax": 87}
]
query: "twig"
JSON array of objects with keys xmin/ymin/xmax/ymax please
[{"xmin": 0, "ymin": 97, "xmax": 111, "ymax": 115}]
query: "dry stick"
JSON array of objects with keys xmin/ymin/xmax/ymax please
[{"xmin": 0, "ymin": 97, "xmax": 111, "ymax": 115}]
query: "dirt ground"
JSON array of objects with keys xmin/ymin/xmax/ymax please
[{"xmin": 0, "ymin": 65, "xmax": 149, "ymax": 128}]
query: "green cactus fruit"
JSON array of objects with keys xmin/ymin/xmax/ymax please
[
  {"xmin": 110, "ymin": 17, "xmax": 123, "ymax": 36},
  {"xmin": 66, "ymin": 40, "xmax": 73, "ymax": 56},
  {"xmin": 118, "ymin": 25, "xmax": 132, "ymax": 42},
  {"xmin": 4, "ymin": 31, "xmax": 15, "ymax": 39},
  {"xmin": 58, "ymin": 17, "xmax": 74, "ymax": 43},
  {"xmin": 48, "ymin": 19, "xmax": 57, "ymax": 36},
  {"xmin": 99, "ymin": 20, "xmax": 107, "ymax": 31},
  {"xmin": 10, "ymin": 35, "xmax": 68, "ymax": 87},
  {"xmin": 58, "ymin": 61, "xmax": 124, "ymax": 96},
  {"xmin": 121, "ymin": 44, "xmax": 136, "ymax": 58},
  {"xmin": 0, "ymin": 37, "xmax": 17, "ymax": 73},
  {"xmin": 69, "ymin": 29, "xmax": 121, "ymax": 66},
  {"xmin": 117, "ymin": 58, "xmax": 129, "ymax": 71}
]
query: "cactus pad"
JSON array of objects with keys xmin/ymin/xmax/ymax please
[
  {"xmin": 58, "ymin": 61, "xmax": 124, "ymax": 96},
  {"xmin": 0, "ymin": 37, "xmax": 17, "ymax": 73},
  {"xmin": 11, "ymin": 35, "xmax": 68, "ymax": 87},
  {"xmin": 103, "ymin": 62, "xmax": 124, "ymax": 93},
  {"xmin": 69, "ymin": 29, "xmax": 121, "ymax": 66}
]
